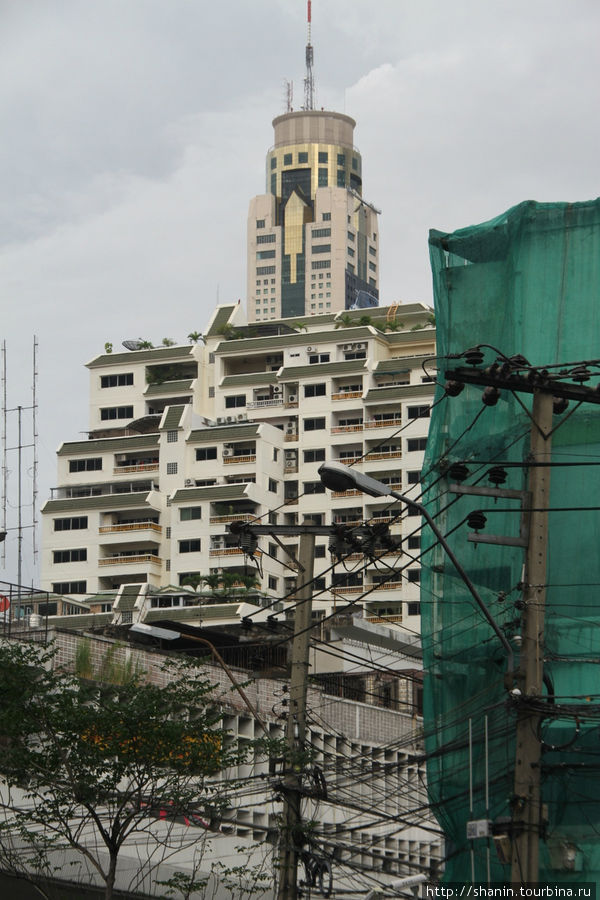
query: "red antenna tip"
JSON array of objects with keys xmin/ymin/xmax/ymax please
[{"xmin": 307, "ymin": 1, "xmax": 311, "ymax": 24}]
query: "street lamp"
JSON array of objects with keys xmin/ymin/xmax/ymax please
[{"xmin": 318, "ymin": 461, "xmax": 514, "ymax": 673}]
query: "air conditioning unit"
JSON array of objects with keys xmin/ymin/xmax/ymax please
[
  {"xmin": 213, "ymin": 538, "xmax": 225, "ymax": 549},
  {"xmin": 236, "ymin": 413, "xmax": 247, "ymax": 422},
  {"xmin": 223, "ymin": 447, "xmax": 234, "ymax": 458},
  {"xmin": 285, "ymin": 450, "xmax": 296, "ymax": 460},
  {"xmin": 288, "ymin": 394, "xmax": 298, "ymax": 403},
  {"xmin": 184, "ymin": 478, "xmax": 195, "ymax": 487},
  {"xmin": 226, "ymin": 415, "xmax": 236, "ymax": 424},
  {"xmin": 272, "ymin": 385, "xmax": 282, "ymax": 395},
  {"xmin": 285, "ymin": 423, "xmax": 296, "ymax": 435},
  {"xmin": 115, "ymin": 454, "xmax": 127, "ymax": 463},
  {"xmin": 285, "ymin": 459, "xmax": 296, "ymax": 469},
  {"xmin": 356, "ymin": 342, "xmax": 367, "ymax": 350},
  {"xmin": 342, "ymin": 343, "xmax": 353, "ymax": 351},
  {"xmin": 217, "ymin": 416, "xmax": 227, "ymax": 425}
]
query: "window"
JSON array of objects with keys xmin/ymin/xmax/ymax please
[
  {"xmin": 270, "ymin": 157, "xmax": 277, "ymax": 169},
  {"xmin": 225, "ymin": 395, "xmax": 246, "ymax": 408},
  {"xmin": 256, "ymin": 219, "xmax": 265, "ymax": 228},
  {"xmin": 314, "ymin": 577, "xmax": 326, "ymax": 591},
  {"xmin": 347, "ymin": 263, "xmax": 355, "ymax": 274},
  {"xmin": 337, "ymin": 153, "xmax": 346, "ymax": 166},
  {"xmin": 271, "ymin": 173, "xmax": 276, "ymax": 194},
  {"xmin": 54, "ymin": 516, "xmax": 87, "ymax": 531},
  {"xmin": 53, "ymin": 548, "xmax": 87, "ymax": 564},
  {"xmin": 308, "ymin": 353, "xmax": 330, "ymax": 364},
  {"xmin": 407, "ymin": 601, "xmax": 421, "ymax": 616},
  {"xmin": 166, "ymin": 430, "xmax": 180, "ymax": 444},
  {"xmin": 268, "ymin": 478, "xmax": 278, "ymax": 492},
  {"xmin": 268, "ymin": 542, "xmax": 278, "ymax": 559},
  {"xmin": 312, "ymin": 227, "xmax": 331, "ymax": 238},
  {"xmin": 273, "ymin": 448, "xmax": 279, "ymax": 461},
  {"xmin": 407, "ymin": 471, "xmax": 420, "ymax": 484},
  {"xmin": 315, "ymin": 545, "xmax": 326, "ymax": 558},
  {"xmin": 318, "ymin": 151, "xmax": 328, "ymax": 163},
  {"xmin": 312, "ymin": 260, "xmax": 330, "ymax": 270},
  {"xmin": 347, "ymin": 247, "xmax": 355, "ymax": 258},
  {"xmin": 257, "ymin": 265, "xmax": 276, "ymax": 276},
  {"xmin": 407, "ymin": 535, "xmax": 421, "ymax": 549},
  {"xmin": 208, "ymin": 386, "xmax": 215, "ymax": 398},
  {"xmin": 196, "ymin": 447, "xmax": 217, "ymax": 461},
  {"xmin": 283, "ymin": 152, "xmax": 293, "ymax": 165},
  {"xmin": 69, "ymin": 458, "xmax": 102, "ymax": 472},
  {"xmin": 337, "ymin": 170, "xmax": 345, "ymax": 187},
  {"xmin": 268, "ymin": 575, "xmax": 279, "ymax": 590},
  {"xmin": 312, "ymin": 244, "xmax": 331, "ymax": 254},
  {"xmin": 318, "ymin": 168, "xmax": 328, "ymax": 186},
  {"xmin": 407, "ymin": 405, "xmax": 430, "ymax": 419},
  {"xmin": 178, "ymin": 571, "xmax": 200, "ymax": 587},
  {"xmin": 257, "ymin": 233, "xmax": 276, "ymax": 244},
  {"xmin": 304, "ymin": 383, "xmax": 326, "ymax": 398},
  {"xmin": 304, "ymin": 417, "xmax": 326, "ymax": 431},
  {"xmin": 304, "ymin": 481, "xmax": 326, "ymax": 494},
  {"xmin": 179, "ymin": 539, "xmax": 201, "ymax": 553},
  {"xmin": 369, "ymin": 261, "xmax": 377, "ymax": 272},
  {"xmin": 304, "ymin": 448, "xmax": 325, "ymax": 463},
  {"xmin": 52, "ymin": 581, "xmax": 86, "ymax": 594},
  {"xmin": 407, "ymin": 438, "xmax": 428, "ymax": 452},
  {"xmin": 100, "ymin": 373, "xmax": 133, "ymax": 388},
  {"xmin": 369, "ymin": 245, "xmax": 377, "ymax": 256},
  {"xmin": 166, "ymin": 462, "xmax": 178, "ymax": 475},
  {"xmin": 100, "ymin": 406, "xmax": 133, "ymax": 421},
  {"xmin": 322, "ymin": 212, "xmax": 331, "ymax": 221},
  {"xmin": 408, "ymin": 569, "xmax": 421, "ymax": 583},
  {"xmin": 257, "ymin": 249, "xmax": 276, "ymax": 259},
  {"xmin": 352, "ymin": 157, "xmax": 358, "ymax": 171},
  {"xmin": 180, "ymin": 507, "xmax": 202, "ymax": 521},
  {"xmin": 298, "ymin": 151, "xmax": 308, "ymax": 164}
]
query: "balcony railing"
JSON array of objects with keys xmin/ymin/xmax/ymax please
[
  {"xmin": 364, "ymin": 451, "xmax": 402, "ymax": 461},
  {"xmin": 331, "ymin": 424, "xmax": 364, "ymax": 434},
  {"xmin": 365, "ymin": 614, "xmax": 404, "ymax": 624},
  {"xmin": 333, "ymin": 518, "xmax": 363, "ymax": 527},
  {"xmin": 113, "ymin": 463, "xmax": 159, "ymax": 475},
  {"xmin": 208, "ymin": 547, "xmax": 261, "ymax": 558},
  {"xmin": 99, "ymin": 554, "xmax": 161, "ymax": 566},
  {"xmin": 247, "ymin": 399, "xmax": 283, "ymax": 409},
  {"xmin": 332, "ymin": 489, "xmax": 362, "ymax": 498},
  {"xmin": 330, "ymin": 585, "xmax": 364, "ymax": 595},
  {"xmin": 223, "ymin": 455, "xmax": 256, "ymax": 465},
  {"xmin": 332, "ymin": 391, "xmax": 362, "ymax": 401},
  {"xmin": 364, "ymin": 419, "xmax": 402, "ymax": 429},
  {"xmin": 367, "ymin": 581, "xmax": 403, "ymax": 591},
  {"xmin": 209, "ymin": 513, "xmax": 257, "ymax": 525},
  {"xmin": 284, "ymin": 433, "xmax": 298, "ymax": 442},
  {"xmin": 99, "ymin": 522, "xmax": 162, "ymax": 534}
]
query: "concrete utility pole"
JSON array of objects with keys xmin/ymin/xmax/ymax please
[
  {"xmin": 276, "ymin": 529, "xmax": 315, "ymax": 900},
  {"xmin": 510, "ymin": 390, "xmax": 553, "ymax": 885}
]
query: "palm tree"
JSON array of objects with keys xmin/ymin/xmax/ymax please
[
  {"xmin": 137, "ymin": 339, "xmax": 154, "ymax": 349},
  {"xmin": 187, "ymin": 331, "xmax": 203, "ymax": 344},
  {"xmin": 334, "ymin": 313, "xmax": 354, "ymax": 329},
  {"xmin": 161, "ymin": 337, "xmax": 176, "ymax": 347}
]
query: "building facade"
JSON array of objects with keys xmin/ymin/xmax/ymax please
[
  {"xmin": 247, "ymin": 110, "xmax": 380, "ymax": 322},
  {"xmin": 41, "ymin": 304, "xmax": 435, "ymax": 635}
]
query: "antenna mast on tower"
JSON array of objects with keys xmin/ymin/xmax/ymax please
[{"xmin": 303, "ymin": 0, "xmax": 315, "ymax": 110}]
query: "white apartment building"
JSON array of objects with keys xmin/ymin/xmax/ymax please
[{"xmin": 41, "ymin": 303, "xmax": 435, "ymax": 636}]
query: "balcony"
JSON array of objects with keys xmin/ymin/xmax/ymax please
[
  {"xmin": 364, "ymin": 451, "xmax": 402, "ymax": 461},
  {"xmin": 209, "ymin": 513, "xmax": 258, "ymax": 525},
  {"xmin": 330, "ymin": 585, "xmax": 364, "ymax": 595},
  {"xmin": 332, "ymin": 489, "xmax": 362, "ymax": 498},
  {"xmin": 331, "ymin": 424, "xmax": 364, "ymax": 434},
  {"xmin": 364, "ymin": 418, "xmax": 402, "ymax": 429},
  {"xmin": 366, "ymin": 581, "xmax": 403, "ymax": 591},
  {"xmin": 246, "ymin": 399, "xmax": 283, "ymax": 410},
  {"xmin": 99, "ymin": 554, "xmax": 161, "ymax": 567},
  {"xmin": 113, "ymin": 463, "xmax": 159, "ymax": 475},
  {"xmin": 223, "ymin": 455, "xmax": 256, "ymax": 465},
  {"xmin": 332, "ymin": 391, "xmax": 362, "ymax": 401},
  {"xmin": 99, "ymin": 522, "xmax": 162, "ymax": 534},
  {"xmin": 209, "ymin": 547, "xmax": 261, "ymax": 558},
  {"xmin": 284, "ymin": 432, "xmax": 298, "ymax": 442},
  {"xmin": 365, "ymin": 614, "xmax": 404, "ymax": 624}
]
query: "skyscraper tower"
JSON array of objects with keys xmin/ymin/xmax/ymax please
[{"xmin": 247, "ymin": 2, "xmax": 380, "ymax": 322}]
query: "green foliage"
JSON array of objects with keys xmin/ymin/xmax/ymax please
[
  {"xmin": 217, "ymin": 323, "xmax": 243, "ymax": 340},
  {"xmin": 104, "ymin": 342, "xmax": 113, "ymax": 354},
  {"xmin": 334, "ymin": 313, "xmax": 354, "ymax": 329},
  {"xmin": 145, "ymin": 362, "xmax": 197, "ymax": 384},
  {"xmin": 161, "ymin": 337, "xmax": 176, "ymax": 346},
  {"xmin": 187, "ymin": 331, "xmax": 203, "ymax": 344},
  {"xmin": 0, "ymin": 640, "xmax": 268, "ymax": 899},
  {"xmin": 137, "ymin": 338, "xmax": 154, "ymax": 349}
]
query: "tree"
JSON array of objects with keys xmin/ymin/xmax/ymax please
[
  {"xmin": 161, "ymin": 337, "xmax": 176, "ymax": 346},
  {"xmin": 333, "ymin": 313, "xmax": 354, "ymax": 329},
  {"xmin": 0, "ymin": 641, "xmax": 268, "ymax": 900},
  {"xmin": 137, "ymin": 338, "xmax": 154, "ymax": 349},
  {"xmin": 187, "ymin": 331, "xmax": 203, "ymax": 344}
]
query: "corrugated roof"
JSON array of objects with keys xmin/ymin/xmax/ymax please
[
  {"xmin": 384, "ymin": 329, "xmax": 436, "ymax": 346},
  {"xmin": 171, "ymin": 484, "xmax": 251, "ymax": 502},
  {"xmin": 114, "ymin": 584, "xmax": 144, "ymax": 611},
  {"xmin": 279, "ymin": 359, "xmax": 368, "ymax": 380},
  {"xmin": 52, "ymin": 613, "xmax": 113, "ymax": 629},
  {"xmin": 144, "ymin": 379, "xmax": 194, "ymax": 396},
  {"xmin": 374, "ymin": 355, "xmax": 434, "ymax": 374},
  {"xmin": 145, "ymin": 604, "xmax": 240, "ymax": 623},
  {"xmin": 204, "ymin": 306, "xmax": 237, "ymax": 337},
  {"xmin": 161, "ymin": 405, "xmax": 186, "ymax": 429},
  {"xmin": 42, "ymin": 491, "xmax": 155, "ymax": 513},
  {"xmin": 187, "ymin": 424, "xmax": 260, "ymax": 443},
  {"xmin": 215, "ymin": 326, "xmax": 375, "ymax": 354},
  {"xmin": 364, "ymin": 383, "xmax": 436, "ymax": 402},
  {"xmin": 221, "ymin": 372, "xmax": 278, "ymax": 387},
  {"xmin": 87, "ymin": 346, "xmax": 193, "ymax": 368},
  {"xmin": 58, "ymin": 434, "xmax": 159, "ymax": 456}
]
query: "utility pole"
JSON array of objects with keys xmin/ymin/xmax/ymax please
[
  {"xmin": 510, "ymin": 390, "xmax": 553, "ymax": 885},
  {"xmin": 277, "ymin": 529, "xmax": 315, "ymax": 900}
]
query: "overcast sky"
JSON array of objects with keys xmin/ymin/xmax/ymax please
[{"xmin": 2, "ymin": 0, "xmax": 599, "ymax": 585}]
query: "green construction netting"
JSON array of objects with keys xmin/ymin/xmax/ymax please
[{"xmin": 423, "ymin": 199, "xmax": 600, "ymax": 885}]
